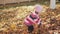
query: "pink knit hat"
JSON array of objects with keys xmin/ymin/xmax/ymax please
[{"xmin": 34, "ymin": 4, "xmax": 43, "ymax": 13}]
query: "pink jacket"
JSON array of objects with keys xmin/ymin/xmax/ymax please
[{"xmin": 24, "ymin": 12, "xmax": 41, "ymax": 26}]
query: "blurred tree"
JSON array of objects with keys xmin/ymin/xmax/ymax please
[{"xmin": 50, "ymin": 0, "xmax": 56, "ymax": 9}]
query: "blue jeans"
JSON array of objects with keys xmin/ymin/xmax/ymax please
[{"xmin": 27, "ymin": 25, "xmax": 34, "ymax": 33}]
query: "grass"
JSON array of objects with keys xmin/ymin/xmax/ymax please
[
  {"xmin": 0, "ymin": 1, "xmax": 60, "ymax": 9},
  {"xmin": 0, "ymin": 1, "xmax": 48, "ymax": 9}
]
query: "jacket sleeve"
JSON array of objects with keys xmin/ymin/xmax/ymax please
[{"xmin": 37, "ymin": 19, "xmax": 41, "ymax": 25}]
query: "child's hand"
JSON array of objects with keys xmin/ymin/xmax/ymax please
[{"xmin": 33, "ymin": 22, "xmax": 38, "ymax": 29}]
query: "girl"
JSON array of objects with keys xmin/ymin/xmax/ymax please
[{"xmin": 24, "ymin": 4, "xmax": 43, "ymax": 34}]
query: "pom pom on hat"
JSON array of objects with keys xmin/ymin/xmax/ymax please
[{"xmin": 34, "ymin": 4, "xmax": 43, "ymax": 12}]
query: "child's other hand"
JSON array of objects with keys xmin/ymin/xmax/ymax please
[{"xmin": 46, "ymin": 24, "xmax": 51, "ymax": 28}]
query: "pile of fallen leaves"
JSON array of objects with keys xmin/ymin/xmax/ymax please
[
  {"xmin": 39, "ymin": 7, "xmax": 60, "ymax": 34},
  {"xmin": 0, "ymin": 5, "xmax": 60, "ymax": 34},
  {"xmin": 0, "ymin": 6, "xmax": 35, "ymax": 34}
]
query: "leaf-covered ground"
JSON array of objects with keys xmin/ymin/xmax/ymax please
[{"xmin": 0, "ymin": 5, "xmax": 60, "ymax": 34}]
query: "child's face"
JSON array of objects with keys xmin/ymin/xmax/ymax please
[{"xmin": 35, "ymin": 11, "xmax": 39, "ymax": 14}]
